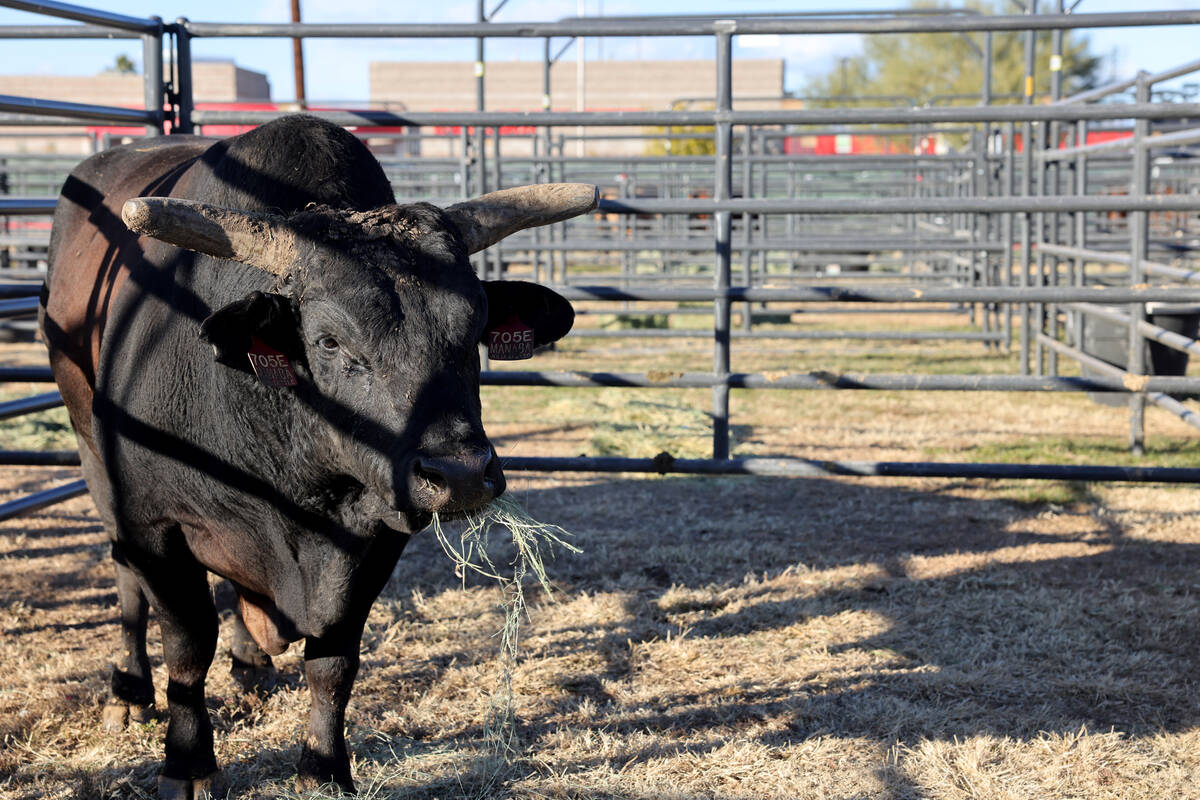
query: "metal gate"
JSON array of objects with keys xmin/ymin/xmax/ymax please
[{"xmin": 4, "ymin": 2, "xmax": 1200, "ymax": 522}]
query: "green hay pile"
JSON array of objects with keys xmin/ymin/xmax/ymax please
[{"xmin": 431, "ymin": 495, "xmax": 580, "ymax": 758}]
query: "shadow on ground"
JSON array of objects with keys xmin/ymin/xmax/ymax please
[{"xmin": 4, "ymin": 473, "xmax": 1199, "ymax": 797}]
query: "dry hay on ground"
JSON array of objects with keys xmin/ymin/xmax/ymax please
[{"xmin": 3, "ymin": 465, "xmax": 1200, "ymax": 799}]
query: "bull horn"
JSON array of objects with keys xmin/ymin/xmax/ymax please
[
  {"xmin": 445, "ymin": 183, "xmax": 598, "ymax": 255},
  {"xmin": 121, "ymin": 197, "xmax": 297, "ymax": 276}
]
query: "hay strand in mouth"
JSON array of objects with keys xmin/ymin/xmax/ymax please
[{"xmin": 430, "ymin": 495, "xmax": 580, "ymax": 761}]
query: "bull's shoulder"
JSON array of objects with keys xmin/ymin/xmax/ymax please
[{"xmin": 42, "ymin": 136, "xmax": 216, "ymax": 439}]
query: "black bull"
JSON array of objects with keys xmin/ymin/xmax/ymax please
[{"xmin": 38, "ymin": 114, "xmax": 596, "ymax": 798}]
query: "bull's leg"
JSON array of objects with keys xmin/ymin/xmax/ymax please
[
  {"xmin": 296, "ymin": 634, "xmax": 360, "ymax": 793},
  {"xmin": 137, "ymin": 552, "xmax": 224, "ymax": 800},
  {"xmin": 103, "ymin": 548, "xmax": 155, "ymax": 730}
]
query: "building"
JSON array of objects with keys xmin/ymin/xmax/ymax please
[
  {"xmin": 0, "ymin": 60, "xmax": 271, "ymax": 154},
  {"xmin": 369, "ymin": 59, "xmax": 786, "ymax": 156}
]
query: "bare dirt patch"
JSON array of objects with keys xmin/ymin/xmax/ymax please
[{"xmin": 3, "ymin": 321, "xmax": 1200, "ymax": 799}]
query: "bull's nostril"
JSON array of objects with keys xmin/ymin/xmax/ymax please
[{"xmin": 413, "ymin": 461, "xmax": 450, "ymax": 499}]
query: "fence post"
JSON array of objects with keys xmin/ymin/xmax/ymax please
[
  {"xmin": 1128, "ymin": 71, "xmax": 1152, "ymax": 454},
  {"xmin": 141, "ymin": 16, "xmax": 165, "ymax": 137},
  {"xmin": 1004, "ymin": 121, "xmax": 1015, "ymax": 352},
  {"xmin": 1018, "ymin": 0, "xmax": 1037, "ymax": 374},
  {"xmin": 1071, "ymin": 118, "xmax": 1087, "ymax": 350},
  {"xmin": 741, "ymin": 127, "xmax": 753, "ymax": 332},
  {"xmin": 174, "ymin": 18, "xmax": 194, "ymax": 134},
  {"xmin": 712, "ymin": 24, "xmax": 734, "ymax": 460}
]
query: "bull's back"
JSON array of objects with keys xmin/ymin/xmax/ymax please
[{"xmin": 41, "ymin": 137, "xmax": 212, "ymax": 450}]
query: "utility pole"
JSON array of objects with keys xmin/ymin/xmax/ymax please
[{"xmin": 291, "ymin": 0, "xmax": 306, "ymax": 109}]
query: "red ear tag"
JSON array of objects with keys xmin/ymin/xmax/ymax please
[
  {"xmin": 247, "ymin": 337, "xmax": 298, "ymax": 387},
  {"xmin": 486, "ymin": 315, "xmax": 535, "ymax": 361}
]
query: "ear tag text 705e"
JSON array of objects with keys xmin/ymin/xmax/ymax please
[
  {"xmin": 486, "ymin": 315, "xmax": 535, "ymax": 361},
  {"xmin": 247, "ymin": 336, "xmax": 298, "ymax": 387}
]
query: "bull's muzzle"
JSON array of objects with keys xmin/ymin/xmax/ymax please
[{"xmin": 407, "ymin": 448, "xmax": 504, "ymax": 514}]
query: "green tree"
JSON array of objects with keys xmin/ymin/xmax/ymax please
[
  {"xmin": 645, "ymin": 102, "xmax": 716, "ymax": 156},
  {"xmin": 104, "ymin": 54, "xmax": 137, "ymax": 75},
  {"xmin": 804, "ymin": 0, "xmax": 1101, "ymax": 108}
]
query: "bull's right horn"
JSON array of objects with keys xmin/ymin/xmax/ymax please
[
  {"xmin": 445, "ymin": 183, "xmax": 598, "ymax": 255},
  {"xmin": 122, "ymin": 197, "xmax": 297, "ymax": 276}
]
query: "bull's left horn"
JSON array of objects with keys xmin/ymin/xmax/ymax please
[
  {"xmin": 122, "ymin": 197, "xmax": 297, "ymax": 276},
  {"xmin": 445, "ymin": 183, "xmax": 598, "ymax": 255}
]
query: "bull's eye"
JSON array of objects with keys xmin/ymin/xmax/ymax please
[{"xmin": 317, "ymin": 335, "xmax": 340, "ymax": 352}]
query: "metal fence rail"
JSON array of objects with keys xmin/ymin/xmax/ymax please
[{"xmin": 2, "ymin": 0, "xmax": 1200, "ymax": 522}]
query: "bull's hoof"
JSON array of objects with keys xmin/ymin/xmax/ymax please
[
  {"xmin": 102, "ymin": 701, "xmax": 154, "ymax": 731},
  {"xmin": 158, "ymin": 771, "xmax": 225, "ymax": 800}
]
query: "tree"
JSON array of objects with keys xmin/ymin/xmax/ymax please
[
  {"xmin": 645, "ymin": 102, "xmax": 716, "ymax": 156},
  {"xmin": 803, "ymin": 1, "xmax": 1101, "ymax": 108},
  {"xmin": 104, "ymin": 54, "xmax": 137, "ymax": 75}
]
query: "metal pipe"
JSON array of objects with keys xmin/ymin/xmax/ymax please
[
  {"xmin": 567, "ymin": 329, "xmax": 1004, "ymax": 341},
  {"xmin": 0, "ymin": 284, "xmax": 42, "ymax": 299},
  {"xmin": 141, "ymin": 16, "xmax": 164, "ymax": 137},
  {"xmin": 185, "ymin": 102, "xmax": 1200, "ymax": 128},
  {"xmin": 1036, "ymin": 243, "xmax": 1192, "ymax": 282},
  {"xmin": 0, "ymin": 94, "xmax": 160, "ymax": 126},
  {"xmin": 1020, "ymin": 0, "xmax": 1036, "ymax": 376},
  {"xmin": 1058, "ymin": 56, "xmax": 1200, "ymax": 105},
  {"xmin": 1039, "ymin": 335, "xmax": 1200, "ymax": 432},
  {"xmin": 0, "ymin": 479, "xmax": 88, "ymax": 523},
  {"xmin": 0, "ymin": 0, "xmax": 162, "ymax": 32},
  {"xmin": 177, "ymin": 11, "xmax": 1200, "ymax": 38},
  {"xmin": 550, "ymin": 286, "xmax": 1200, "ymax": 303},
  {"xmin": 499, "ymin": 456, "xmax": 1200, "ymax": 483},
  {"xmin": 184, "ymin": 100, "xmax": 1200, "ymax": 130},
  {"xmin": 0, "ymin": 24, "xmax": 139, "ymax": 38},
  {"xmin": 711, "ymin": 26, "xmax": 733, "ymax": 459},
  {"xmin": 1038, "ymin": 126, "xmax": 1200, "ymax": 161},
  {"xmin": 591, "ymin": 196, "xmax": 1200, "ymax": 215},
  {"xmin": 0, "ymin": 367, "xmax": 55, "ymax": 382},
  {"xmin": 0, "ymin": 392, "xmax": 63, "ymax": 421},
  {"xmin": 0, "ymin": 450, "xmax": 80, "ymax": 466},
  {"xmin": 173, "ymin": 18, "xmax": 194, "ymax": 134},
  {"xmin": 1128, "ymin": 72, "xmax": 1152, "ymax": 454},
  {"xmin": 491, "ymin": 238, "xmax": 1010, "ymax": 253},
  {"xmin": 479, "ymin": 370, "xmax": 1200, "ymax": 393},
  {"xmin": 0, "ymin": 297, "xmax": 38, "ymax": 318}
]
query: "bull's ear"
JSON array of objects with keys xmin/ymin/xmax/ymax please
[
  {"xmin": 482, "ymin": 281, "xmax": 574, "ymax": 347},
  {"xmin": 199, "ymin": 291, "xmax": 302, "ymax": 370}
]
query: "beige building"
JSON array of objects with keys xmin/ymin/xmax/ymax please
[
  {"xmin": 369, "ymin": 59, "xmax": 785, "ymax": 156},
  {"xmin": 0, "ymin": 61, "xmax": 270, "ymax": 154}
]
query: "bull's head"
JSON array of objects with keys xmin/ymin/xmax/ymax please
[{"xmin": 121, "ymin": 184, "xmax": 595, "ymax": 531}]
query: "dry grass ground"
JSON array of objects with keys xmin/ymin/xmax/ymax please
[{"xmin": 3, "ymin": 311, "xmax": 1200, "ymax": 799}]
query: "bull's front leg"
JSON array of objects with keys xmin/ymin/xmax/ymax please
[
  {"xmin": 135, "ymin": 549, "xmax": 222, "ymax": 800},
  {"xmin": 297, "ymin": 634, "xmax": 360, "ymax": 793}
]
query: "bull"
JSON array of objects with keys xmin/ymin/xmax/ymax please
[{"xmin": 39, "ymin": 114, "xmax": 595, "ymax": 798}]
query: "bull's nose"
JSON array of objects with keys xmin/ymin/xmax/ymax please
[{"xmin": 408, "ymin": 448, "xmax": 504, "ymax": 513}]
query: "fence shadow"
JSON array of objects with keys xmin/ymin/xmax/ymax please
[{"xmin": 382, "ymin": 472, "xmax": 1200, "ymax": 750}]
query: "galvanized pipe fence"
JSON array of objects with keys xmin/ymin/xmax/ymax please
[{"xmin": 2, "ymin": 2, "xmax": 1200, "ymax": 521}]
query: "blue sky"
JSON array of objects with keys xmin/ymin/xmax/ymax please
[{"xmin": 0, "ymin": 1, "xmax": 1197, "ymax": 103}]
